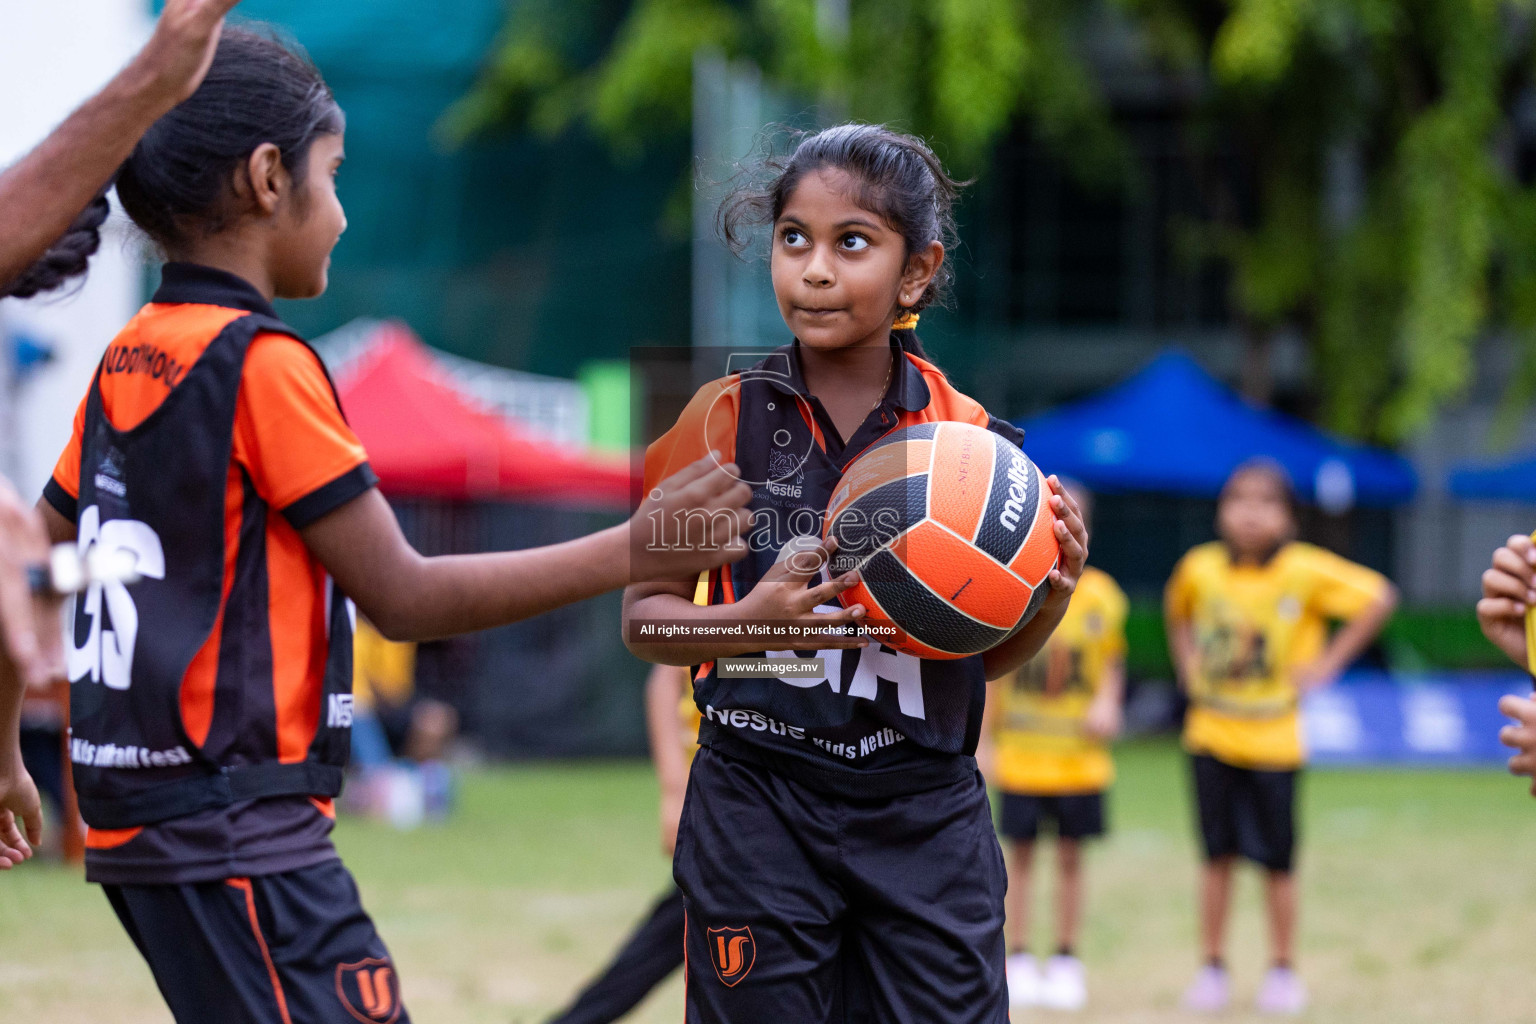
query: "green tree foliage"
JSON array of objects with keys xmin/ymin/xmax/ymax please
[
  {"xmin": 1129, "ymin": 0, "xmax": 1536, "ymax": 438},
  {"xmin": 443, "ymin": 0, "xmax": 1124, "ymax": 173},
  {"xmin": 449, "ymin": 0, "xmax": 1536, "ymax": 439}
]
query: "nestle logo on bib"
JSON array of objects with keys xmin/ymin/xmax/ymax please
[
  {"xmin": 94, "ymin": 448, "xmax": 128, "ymax": 497},
  {"xmin": 766, "ymin": 450, "xmax": 803, "ymax": 498}
]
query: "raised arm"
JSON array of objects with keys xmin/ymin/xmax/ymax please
[{"xmin": 0, "ymin": 0, "xmax": 240, "ymax": 292}]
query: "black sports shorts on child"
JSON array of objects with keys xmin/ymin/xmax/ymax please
[
  {"xmin": 104, "ymin": 859, "xmax": 408, "ymax": 1024},
  {"xmin": 1190, "ymin": 753, "xmax": 1298, "ymax": 872},
  {"xmin": 675, "ymin": 746, "xmax": 1008, "ymax": 1024},
  {"xmin": 997, "ymin": 791, "xmax": 1106, "ymax": 841}
]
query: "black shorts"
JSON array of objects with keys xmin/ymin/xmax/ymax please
[
  {"xmin": 103, "ymin": 859, "xmax": 409, "ymax": 1024},
  {"xmin": 1190, "ymin": 753, "xmax": 1299, "ymax": 873},
  {"xmin": 996, "ymin": 791, "xmax": 1106, "ymax": 841},
  {"xmin": 675, "ymin": 746, "xmax": 1007, "ymax": 1024}
]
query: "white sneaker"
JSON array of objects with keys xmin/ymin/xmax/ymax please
[
  {"xmin": 1183, "ymin": 964, "xmax": 1231, "ymax": 1013},
  {"xmin": 1255, "ymin": 966, "xmax": 1308, "ymax": 1015},
  {"xmin": 1006, "ymin": 953, "xmax": 1042, "ymax": 1008},
  {"xmin": 1038, "ymin": 955, "xmax": 1088, "ymax": 1011}
]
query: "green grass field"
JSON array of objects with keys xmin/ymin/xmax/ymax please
[{"xmin": 2, "ymin": 739, "xmax": 1534, "ymax": 1023}]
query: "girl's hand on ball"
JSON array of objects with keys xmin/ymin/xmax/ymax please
[
  {"xmin": 1044, "ymin": 475, "xmax": 1088, "ymax": 601},
  {"xmin": 736, "ymin": 537, "xmax": 868, "ymax": 651},
  {"xmin": 1497, "ymin": 692, "xmax": 1536, "ymax": 796},
  {"xmin": 1478, "ymin": 536, "xmax": 1536, "ymax": 668}
]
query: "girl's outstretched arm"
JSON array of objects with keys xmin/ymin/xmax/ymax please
[
  {"xmin": 300, "ymin": 455, "xmax": 751, "ymax": 642},
  {"xmin": 0, "ymin": 0, "xmax": 241, "ymax": 292}
]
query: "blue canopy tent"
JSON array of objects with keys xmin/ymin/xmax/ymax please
[
  {"xmin": 1013, "ymin": 351, "xmax": 1418, "ymax": 508},
  {"xmin": 1448, "ymin": 455, "xmax": 1536, "ymax": 501}
]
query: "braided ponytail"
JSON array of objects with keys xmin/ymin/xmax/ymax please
[{"xmin": 3, "ymin": 189, "xmax": 110, "ymax": 299}]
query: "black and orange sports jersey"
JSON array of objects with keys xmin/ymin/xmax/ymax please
[
  {"xmin": 645, "ymin": 339, "xmax": 1024, "ymax": 798},
  {"xmin": 43, "ymin": 263, "xmax": 377, "ymax": 884}
]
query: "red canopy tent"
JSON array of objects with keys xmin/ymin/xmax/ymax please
[{"xmin": 333, "ymin": 323, "xmax": 634, "ymax": 509}]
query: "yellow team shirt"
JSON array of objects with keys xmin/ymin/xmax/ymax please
[
  {"xmin": 992, "ymin": 567, "xmax": 1128, "ymax": 795},
  {"xmin": 1165, "ymin": 541, "xmax": 1389, "ymax": 770},
  {"xmin": 352, "ymin": 620, "xmax": 417, "ymax": 712}
]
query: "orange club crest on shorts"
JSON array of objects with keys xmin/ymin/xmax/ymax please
[
  {"xmin": 335, "ymin": 958, "xmax": 401, "ymax": 1023},
  {"xmin": 707, "ymin": 925, "xmax": 756, "ymax": 986}
]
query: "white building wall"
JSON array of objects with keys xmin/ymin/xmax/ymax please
[{"xmin": 0, "ymin": 0, "xmax": 149, "ymax": 498}]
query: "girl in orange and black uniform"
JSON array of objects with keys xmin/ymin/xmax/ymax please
[
  {"xmin": 625, "ymin": 125, "xmax": 1090, "ymax": 1024},
  {"xmin": 30, "ymin": 28, "xmax": 749, "ymax": 1024}
]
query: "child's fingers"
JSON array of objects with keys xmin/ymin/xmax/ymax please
[
  {"xmin": 764, "ymin": 537, "xmax": 833, "ymax": 585},
  {"xmin": 1047, "ymin": 480, "xmax": 1079, "ymax": 519},
  {"xmin": 1053, "ymin": 517, "xmax": 1086, "ymax": 571},
  {"xmin": 1047, "ymin": 568, "xmax": 1075, "ymax": 593},
  {"xmin": 795, "ymin": 612, "xmax": 869, "ymax": 649},
  {"xmin": 800, "ymin": 602, "xmax": 867, "ymax": 628},
  {"xmin": 1508, "ymin": 750, "xmax": 1536, "ymax": 777},
  {"xmin": 1481, "ymin": 566, "xmax": 1534, "ymax": 604},
  {"xmin": 1498, "ymin": 693, "xmax": 1536, "ymax": 725},
  {"xmin": 1504, "ymin": 534, "xmax": 1536, "ymax": 563},
  {"xmin": 1500, "ymin": 721, "xmax": 1536, "ymax": 750},
  {"xmin": 0, "ymin": 811, "xmax": 28, "ymax": 866},
  {"xmin": 1490, "ymin": 546, "xmax": 1536, "ymax": 589},
  {"xmin": 688, "ymin": 453, "xmax": 740, "ymax": 489},
  {"xmin": 802, "ymin": 573, "xmax": 861, "ymax": 609},
  {"xmin": 1478, "ymin": 598, "xmax": 1527, "ymax": 625},
  {"xmin": 1047, "ymin": 475, "xmax": 1081, "ymax": 517},
  {"xmin": 655, "ymin": 453, "xmax": 727, "ymax": 498},
  {"xmin": 692, "ymin": 467, "xmax": 752, "ymax": 510}
]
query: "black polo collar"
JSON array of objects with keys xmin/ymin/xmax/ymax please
[
  {"xmin": 759, "ymin": 337, "xmax": 932, "ymax": 413},
  {"xmin": 151, "ymin": 262, "xmax": 280, "ymax": 319}
]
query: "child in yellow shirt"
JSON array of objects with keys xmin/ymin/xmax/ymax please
[
  {"xmin": 1166, "ymin": 460, "xmax": 1396, "ymax": 1014},
  {"xmin": 984, "ymin": 484, "xmax": 1125, "ymax": 1012}
]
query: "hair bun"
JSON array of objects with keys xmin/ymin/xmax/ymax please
[{"xmin": 3, "ymin": 190, "xmax": 111, "ymax": 300}]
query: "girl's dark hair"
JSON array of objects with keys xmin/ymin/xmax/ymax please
[
  {"xmin": 718, "ymin": 123, "xmax": 965, "ymax": 358},
  {"xmin": 1223, "ymin": 457, "xmax": 1300, "ymax": 514},
  {"xmin": 2, "ymin": 189, "xmax": 110, "ymax": 299},
  {"xmin": 115, "ymin": 26, "xmax": 343, "ymax": 252}
]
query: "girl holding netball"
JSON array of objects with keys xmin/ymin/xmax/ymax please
[
  {"xmin": 25, "ymin": 27, "xmax": 748, "ymax": 1024},
  {"xmin": 624, "ymin": 123, "xmax": 1088, "ymax": 1023},
  {"xmin": 1166, "ymin": 459, "xmax": 1396, "ymax": 1014}
]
